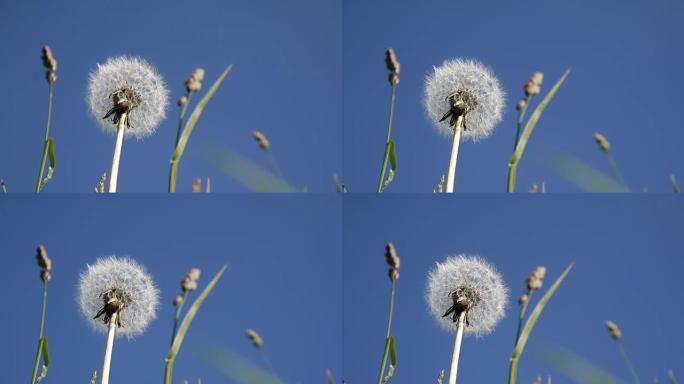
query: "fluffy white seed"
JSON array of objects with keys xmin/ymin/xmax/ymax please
[
  {"xmin": 78, "ymin": 256, "xmax": 160, "ymax": 339},
  {"xmin": 423, "ymin": 58, "xmax": 506, "ymax": 141},
  {"xmin": 426, "ymin": 254, "xmax": 508, "ymax": 337},
  {"xmin": 87, "ymin": 56, "xmax": 169, "ymax": 139}
]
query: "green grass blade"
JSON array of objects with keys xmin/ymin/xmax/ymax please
[
  {"xmin": 669, "ymin": 370, "xmax": 678, "ymax": 384},
  {"xmin": 670, "ymin": 175, "xmax": 680, "ymax": 193},
  {"xmin": 436, "ymin": 370, "xmax": 444, "ymax": 384},
  {"xmin": 389, "ymin": 141, "xmax": 397, "ymax": 172},
  {"xmin": 35, "ymin": 337, "xmax": 49, "ymax": 383},
  {"xmin": 533, "ymin": 147, "xmax": 625, "ymax": 192},
  {"xmin": 536, "ymin": 343, "xmax": 621, "ymax": 384},
  {"xmin": 507, "ymin": 69, "xmax": 571, "ymax": 192},
  {"xmin": 382, "ymin": 336, "xmax": 397, "ymax": 383},
  {"xmin": 197, "ymin": 344, "xmax": 285, "ymax": 384},
  {"xmin": 169, "ymin": 65, "xmax": 233, "ymax": 192},
  {"xmin": 90, "ymin": 371, "xmax": 97, "ymax": 384},
  {"xmin": 326, "ymin": 369, "xmax": 335, "ymax": 384},
  {"xmin": 509, "ymin": 263, "xmax": 574, "ymax": 384},
  {"xmin": 164, "ymin": 265, "xmax": 228, "ymax": 384}
]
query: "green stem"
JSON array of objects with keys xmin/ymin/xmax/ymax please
[
  {"xmin": 35, "ymin": 84, "xmax": 54, "ymax": 193},
  {"xmin": 258, "ymin": 349, "xmax": 277, "ymax": 376},
  {"xmin": 30, "ymin": 281, "xmax": 48, "ymax": 384},
  {"xmin": 507, "ymin": 162, "xmax": 518, "ymax": 193},
  {"xmin": 266, "ymin": 152, "xmax": 286, "ymax": 182},
  {"xmin": 447, "ymin": 312, "xmax": 466, "ymax": 384},
  {"xmin": 100, "ymin": 312, "xmax": 118, "ymax": 384},
  {"xmin": 175, "ymin": 93, "xmax": 192, "ymax": 147},
  {"xmin": 618, "ymin": 341, "xmax": 640, "ymax": 384},
  {"xmin": 377, "ymin": 280, "xmax": 396, "ymax": 384},
  {"xmin": 514, "ymin": 290, "xmax": 533, "ymax": 345},
  {"xmin": 606, "ymin": 153, "xmax": 629, "ymax": 192},
  {"xmin": 513, "ymin": 95, "xmax": 532, "ymax": 150},
  {"xmin": 107, "ymin": 114, "xmax": 127, "ymax": 193},
  {"xmin": 377, "ymin": 85, "xmax": 397, "ymax": 193},
  {"xmin": 170, "ymin": 291, "xmax": 188, "ymax": 347},
  {"xmin": 445, "ymin": 116, "xmax": 464, "ymax": 193}
]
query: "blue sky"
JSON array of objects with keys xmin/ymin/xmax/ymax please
[
  {"xmin": 343, "ymin": 0, "xmax": 684, "ymax": 192},
  {"xmin": 343, "ymin": 194, "xmax": 684, "ymax": 383},
  {"xmin": 0, "ymin": 0, "xmax": 341, "ymax": 192},
  {"xmin": 0, "ymin": 194, "xmax": 341, "ymax": 383}
]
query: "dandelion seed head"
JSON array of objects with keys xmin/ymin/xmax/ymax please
[
  {"xmin": 78, "ymin": 256, "xmax": 159, "ymax": 338},
  {"xmin": 426, "ymin": 254, "xmax": 508, "ymax": 337},
  {"xmin": 423, "ymin": 58, "xmax": 505, "ymax": 141},
  {"xmin": 87, "ymin": 56, "xmax": 169, "ymax": 139}
]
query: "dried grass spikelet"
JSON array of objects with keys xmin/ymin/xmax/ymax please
[
  {"xmin": 192, "ymin": 178, "xmax": 202, "ymax": 193},
  {"xmin": 605, "ymin": 320, "xmax": 622, "ymax": 340},
  {"xmin": 41, "ymin": 46, "xmax": 57, "ymax": 85},
  {"xmin": 184, "ymin": 68, "xmax": 205, "ymax": 93},
  {"xmin": 252, "ymin": 130, "xmax": 270, "ymax": 150},
  {"xmin": 173, "ymin": 295, "xmax": 184, "ymax": 307},
  {"xmin": 530, "ymin": 72, "xmax": 544, "ymax": 86},
  {"xmin": 385, "ymin": 48, "xmax": 400, "ymax": 86},
  {"xmin": 36, "ymin": 244, "xmax": 52, "ymax": 271},
  {"xmin": 529, "ymin": 183, "xmax": 539, "ymax": 193},
  {"xmin": 246, "ymin": 328, "xmax": 263, "ymax": 348},
  {"xmin": 525, "ymin": 266, "xmax": 546, "ymax": 291},
  {"xmin": 593, "ymin": 132, "xmax": 611, "ymax": 152},
  {"xmin": 187, "ymin": 268, "xmax": 201, "ymax": 281},
  {"xmin": 180, "ymin": 267, "xmax": 201, "ymax": 292},
  {"xmin": 516, "ymin": 99, "xmax": 527, "ymax": 111},
  {"xmin": 385, "ymin": 242, "xmax": 400, "ymax": 282},
  {"xmin": 518, "ymin": 293, "xmax": 529, "ymax": 305},
  {"xmin": 177, "ymin": 95, "xmax": 188, "ymax": 107}
]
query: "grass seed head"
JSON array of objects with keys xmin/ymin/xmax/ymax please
[
  {"xmin": 36, "ymin": 244, "xmax": 52, "ymax": 271},
  {"xmin": 593, "ymin": 132, "xmax": 611, "ymax": 152},
  {"xmin": 246, "ymin": 328, "xmax": 263, "ymax": 348},
  {"xmin": 516, "ymin": 98, "xmax": 527, "ymax": 111},
  {"xmin": 605, "ymin": 320, "xmax": 622, "ymax": 340},
  {"xmin": 252, "ymin": 131, "xmax": 270, "ymax": 150}
]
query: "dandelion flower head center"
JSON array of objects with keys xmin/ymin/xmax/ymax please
[
  {"xmin": 104, "ymin": 86, "xmax": 142, "ymax": 127},
  {"xmin": 441, "ymin": 90, "xmax": 479, "ymax": 128},
  {"xmin": 94, "ymin": 287, "xmax": 132, "ymax": 327}
]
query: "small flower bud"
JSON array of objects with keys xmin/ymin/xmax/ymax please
[
  {"xmin": 385, "ymin": 48, "xmax": 400, "ymax": 74},
  {"xmin": 246, "ymin": 328, "xmax": 263, "ymax": 348},
  {"xmin": 252, "ymin": 131, "xmax": 270, "ymax": 150},
  {"xmin": 388, "ymin": 73, "xmax": 400, "ymax": 86},
  {"xmin": 534, "ymin": 376, "xmax": 542, "ymax": 384},
  {"xmin": 177, "ymin": 95, "xmax": 188, "ymax": 107},
  {"xmin": 529, "ymin": 183, "xmax": 539, "ymax": 193},
  {"xmin": 36, "ymin": 245, "xmax": 52, "ymax": 271},
  {"xmin": 532, "ymin": 266, "xmax": 546, "ymax": 280},
  {"xmin": 524, "ymin": 80, "xmax": 541, "ymax": 97},
  {"xmin": 191, "ymin": 68, "xmax": 205, "ymax": 82},
  {"xmin": 593, "ymin": 132, "xmax": 611, "ymax": 153},
  {"xmin": 192, "ymin": 178, "xmax": 202, "ymax": 193},
  {"xmin": 518, "ymin": 293, "xmax": 529, "ymax": 305},
  {"xmin": 181, "ymin": 276, "xmax": 197, "ymax": 292},
  {"xmin": 40, "ymin": 270, "xmax": 51, "ymax": 283},
  {"xmin": 388, "ymin": 268, "xmax": 400, "ymax": 282},
  {"xmin": 185, "ymin": 78, "xmax": 201, "ymax": 93},
  {"xmin": 516, "ymin": 99, "xmax": 527, "ymax": 111},
  {"xmin": 173, "ymin": 295, "xmax": 184, "ymax": 307},
  {"xmin": 526, "ymin": 275, "xmax": 542, "ymax": 291},
  {"xmin": 605, "ymin": 320, "xmax": 622, "ymax": 340},
  {"xmin": 187, "ymin": 268, "xmax": 201, "ymax": 282},
  {"xmin": 384, "ymin": 243, "xmax": 400, "ymax": 269},
  {"xmin": 46, "ymin": 71, "xmax": 57, "ymax": 85},
  {"xmin": 41, "ymin": 46, "xmax": 57, "ymax": 72},
  {"xmin": 530, "ymin": 72, "xmax": 544, "ymax": 86}
]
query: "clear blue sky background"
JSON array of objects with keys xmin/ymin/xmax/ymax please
[
  {"xmin": 343, "ymin": 194, "xmax": 683, "ymax": 382},
  {"xmin": 0, "ymin": 194, "xmax": 341, "ymax": 383},
  {"xmin": 0, "ymin": 0, "xmax": 341, "ymax": 192},
  {"xmin": 343, "ymin": 0, "xmax": 684, "ymax": 192}
]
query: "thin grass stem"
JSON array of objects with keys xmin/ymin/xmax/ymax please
[
  {"xmin": 30, "ymin": 281, "xmax": 48, "ymax": 384},
  {"xmin": 377, "ymin": 280, "xmax": 396, "ymax": 384},
  {"xmin": 605, "ymin": 153, "xmax": 629, "ymax": 191},
  {"xmin": 445, "ymin": 116, "xmax": 464, "ymax": 193},
  {"xmin": 100, "ymin": 312, "xmax": 118, "ymax": 384},
  {"xmin": 35, "ymin": 84, "xmax": 54, "ymax": 193},
  {"xmin": 170, "ymin": 291, "xmax": 188, "ymax": 347},
  {"xmin": 447, "ymin": 312, "xmax": 466, "ymax": 384},
  {"xmin": 108, "ymin": 114, "xmax": 127, "ymax": 193},
  {"xmin": 513, "ymin": 95, "xmax": 531, "ymax": 150},
  {"xmin": 258, "ymin": 349, "xmax": 277, "ymax": 376},
  {"xmin": 377, "ymin": 85, "xmax": 397, "ymax": 192},
  {"xmin": 514, "ymin": 290, "xmax": 533, "ymax": 345},
  {"xmin": 175, "ymin": 93, "xmax": 192, "ymax": 147},
  {"xmin": 617, "ymin": 341, "xmax": 640, "ymax": 384},
  {"xmin": 266, "ymin": 152, "xmax": 286, "ymax": 183}
]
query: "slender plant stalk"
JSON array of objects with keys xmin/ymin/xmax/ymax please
[
  {"xmin": 377, "ymin": 85, "xmax": 397, "ymax": 192},
  {"xmin": 605, "ymin": 153, "xmax": 629, "ymax": 191},
  {"xmin": 175, "ymin": 93, "xmax": 193, "ymax": 147},
  {"xmin": 514, "ymin": 290, "xmax": 533, "ymax": 345},
  {"xmin": 513, "ymin": 95, "xmax": 531, "ymax": 150},
  {"xmin": 100, "ymin": 312, "xmax": 118, "ymax": 384},
  {"xmin": 507, "ymin": 70, "xmax": 571, "ymax": 193},
  {"xmin": 170, "ymin": 291, "xmax": 188, "ymax": 347},
  {"xmin": 617, "ymin": 341, "xmax": 640, "ymax": 384},
  {"xmin": 376, "ymin": 280, "xmax": 397, "ymax": 384},
  {"xmin": 258, "ymin": 349, "xmax": 277, "ymax": 376},
  {"xmin": 266, "ymin": 152, "xmax": 286, "ymax": 182},
  {"xmin": 668, "ymin": 370, "xmax": 678, "ymax": 384},
  {"xmin": 35, "ymin": 84, "xmax": 54, "ymax": 193},
  {"xmin": 447, "ymin": 312, "xmax": 466, "ymax": 384},
  {"xmin": 445, "ymin": 116, "xmax": 464, "ymax": 193},
  {"xmin": 30, "ymin": 281, "xmax": 48, "ymax": 384},
  {"xmin": 108, "ymin": 114, "xmax": 127, "ymax": 193}
]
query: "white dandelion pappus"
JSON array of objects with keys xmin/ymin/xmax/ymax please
[
  {"xmin": 87, "ymin": 56, "xmax": 169, "ymax": 139},
  {"xmin": 78, "ymin": 256, "xmax": 160, "ymax": 338},
  {"xmin": 426, "ymin": 254, "xmax": 508, "ymax": 337},
  {"xmin": 424, "ymin": 58, "xmax": 506, "ymax": 141}
]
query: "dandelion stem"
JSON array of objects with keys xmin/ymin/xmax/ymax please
[
  {"xmin": 30, "ymin": 281, "xmax": 48, "ymax": 384},
  {"xmin": 175, "ymin": 94, "xmax": 192, "ymax": 147},
  {"xmin": 100, "ymin": 312, "xmax": 118, "ymax": 384},
  {"xmin": 605, "ymin": 153, "xmax": 629, "ymax": 192},
  {"xmin": 447, "ymin": 312, "xmax": 466, "ymax": 384},
  {"xmin": 170, "ymin": 291, "xmax": 188, "ymax": 347},
  {"xmin": 108, "ymin": 113, "xmax": 127, "ymax": 193},
  {"xmin": 376, "ymin": 85, "xmax": 397, "ymax": 193},
  {"xmin": 514, "ymin": 290, "xmax": 533, "ymax": 345},
  {"xmin": 513, "ymin": 95, "xmax": 531, "ymax": 150},
  {"xmin": 445, "ymin": 116, "xmax": 464, "ymax": 193},
  {"xmin": 35, "ymin": 84, "xmax": 54, "ymax": 193},
  {"xmin": 376, "ymin": 279, "xmax": 396, "ymax": 384},
  {"xmin": 617, "ymin": 341, "xmax": 640, "ymax": 384}
]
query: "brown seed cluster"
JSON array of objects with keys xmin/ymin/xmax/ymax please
[
  {"xmin": 593, "ymin": 132, "xmax": 611, "ymax": 153},
  {"xmin": 36, "ymin": 244, "xmax": 52, "ymax": 283},
  {"xmin": 526, "ymin": 266, "xmax": 546, "ymax": 291},
  {"xmin": 252, "ymin": 130, "xmax": 270, "ymax": 151},
  {"xmin": 385, "ymin": 242, "xmax": 400, "ymax": 282},
  {"xmin": 246, "ymin": 328, "xmax": 263, "ymax": 348},
  {"xmin": 605, "ymin": 320, "xmax": 622, "ymax": 341},
  {"xmin": 177, "ymin": 68, "xmax": 205, "ymax": 106},
  {"xmin": 174, "ymin": 267, "xmax": 201, "ymax": 306},
  {"xmin": 385, "ymin": 48, "xmax": 400, "ymax": 86},
  {"xmin": 515, "ymin": 71, "xmax": 544, "ymax": 110},
  {"xmin": 41, "ymin": 46, "xmax": 57, "ymax": 85}
]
